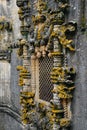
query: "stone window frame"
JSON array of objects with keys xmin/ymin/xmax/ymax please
[{"xmin": 31, "ymin": 58, "xmax": 53, "ymax": 105}]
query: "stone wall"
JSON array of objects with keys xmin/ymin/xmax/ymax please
[
  {"xmin": 0, "ymin": 0, "xmax": 24, "ymax": 130},
  {"xmin": 67, "ymin": 1, "xmax": 87, "ymax": 130},
  {"xmin": 0, "ymin": 0, "xmax": 87, "ymax": 130}
]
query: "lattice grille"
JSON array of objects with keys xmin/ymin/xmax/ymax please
[{"xmin": 39, "ymin": 56, "xmax": 53, "ymax": 102}]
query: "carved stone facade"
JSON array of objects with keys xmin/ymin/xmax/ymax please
[
  {"xmin": 0, "ymin": 0, "xmax": 87, "ymax": 130},
  {"xmin": 0, "ymin": 1, "xmax": 23, "ymax": 130}
]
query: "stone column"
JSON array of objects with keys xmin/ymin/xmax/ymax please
[
  {"xmin": 52, "ymin": 25, "xmax": 63, "ymax": 130},
  {"xmin": 23, "ymin": 45, "xmax": 31, "ymax": 92}
]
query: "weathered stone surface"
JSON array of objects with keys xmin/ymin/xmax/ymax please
[
  {"xmin": 0, "ymin": 112, "xmax": 24, "ymax": 130},
  {"xmin": 0, "ymin": 0, "xmax": 87, "ymax": 130},
  {"xmin": 67, "ymin": 0, "xmax": 87, "ymax": 130},
  {"xmin": 0, "ymin": 0, "xmax": 23, "ymax": 129}
]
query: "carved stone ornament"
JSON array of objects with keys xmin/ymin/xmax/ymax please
[
  {"xmin": 0, "ymin": 16, "xmax": 13, "ymax": 62},
  {"xmin": 16, "ymin": 0, "xmax": 77, "ymax": 129}
]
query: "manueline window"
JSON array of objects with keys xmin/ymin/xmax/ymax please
[{"xmin": 32, "ymin": 55, "xmax": 53, "ymax": 103}]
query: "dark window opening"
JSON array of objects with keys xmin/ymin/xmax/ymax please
[{"xmin": 39, "ymin": 56, "xmax": 53, "ymax": 102}]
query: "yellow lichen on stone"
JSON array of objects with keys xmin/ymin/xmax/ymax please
[
  {"xmin": 16, "ymin": 66, "xmax": 24, "ymax": 71},
  {"xmin": 51, "ymin": 51, "xmax": 63, "ymax": 56},
  {"xmin": 60, "ymin": 118, "xmax": 70, "ymax": 127},
  {"xmin": 52, "ymin": 109, "xmax": 64, "ymax": 114}
]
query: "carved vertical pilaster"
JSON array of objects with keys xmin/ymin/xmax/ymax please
[
  {"xmin": 52, "ymin": 25, "xmax": 63, "ymax": 130},
  {"xmin": 23, "ymin": 45, "xmax": 31, "ymax": 92},
  {"xmin": 35, "ymin": 59, "xmax": 39, "ymax": 101},
  {"xmin": 31, "ymin": 59, "xmax": 36, "ymax": 92}
]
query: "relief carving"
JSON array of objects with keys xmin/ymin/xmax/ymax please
[
  {"xmin": 0, "ymin": 16, "xmax": 12, "ymax": 62},
  {"xmin": 16, "ymin": 0, "xmax": 77, "ymax": 129}
]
